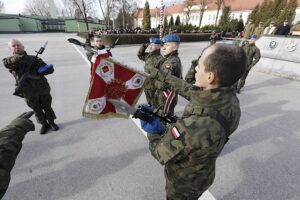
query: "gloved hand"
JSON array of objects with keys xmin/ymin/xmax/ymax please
[
  {"xmin": 9, "ymin": 111, "xmax": 35, "ymax": 132},
  {"xmin": 140, "ymin": 104, "xmax": 165, "ymax": 134},
  {"xmin": 38, "ymin": 64, "xmax": 54, "ymax": 74}
]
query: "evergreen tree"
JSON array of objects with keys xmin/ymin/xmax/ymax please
[
  {"xmin": 175, "ymin": 15, "xmax": 181, "ymax": 26},
  {"xmin": 142, "ymin": 0, "xmax": 151, "ymax": 30},
  {"xmin": 163, "ymin": 16, "xmax": 169, "ymax": 34},
  {"xmin": 115, "ymin": 8, "xmax": 134, "ymax": 29},
  {"xmin": 277, "ymin": 0, "xmax": 289, "ymax": 23},
  {"xmin": 169, "ymin": 16, "xmax": 174, "ymax": 27},
  {"xmin": 218, "ymin": 6, "xmax": 231, "ymax": 31},
  {"xmin": 285, "ymin": 0, "xmax": 297, "ymax": 22},
  {"xmin": 237, "ymin": 18, "xmax": 244, "ymax": 32},
  {"xmin": 249, "ymin": 4, "xmax": 260, "ymax": 25},
  {"xmin": 269, "ymin": 0, "xmax": 287, "ymax": 26}
]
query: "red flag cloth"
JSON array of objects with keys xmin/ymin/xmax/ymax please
[{"xmin": 82, "ymin": 55, "xmax": 145, "ymax": 119}]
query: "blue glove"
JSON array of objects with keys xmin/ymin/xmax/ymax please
[
  {"xmin": 139, "ymin": 104, "xmax": 165, "ymax": 134},
  {"xmin": 38, "ymin": 64, "xmax": 53, "ymax": 74}
]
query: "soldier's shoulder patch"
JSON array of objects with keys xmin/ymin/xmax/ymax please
[{"xmin": 171, "ymin": 126, "xmax": 181, "ymax": 139}]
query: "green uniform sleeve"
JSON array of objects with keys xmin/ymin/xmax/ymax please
[
  {"xmin": 184, "ymin": 59, "xmax": 197, "ymax": 84},
  {"xmin": 151, "ymin": 68, "xmax": 195, "ymax": 100},
  {"xmin": 0, "ymin": 124, "xmax": 27, "ymax": 199},
  {"xmin": 147, "ymin": 125, "xmax": 185, "ymax": 165},
  {"xmin": 137, "ymin": 44, "xmax": 149, "ymax": 61},
  {"xmin": 2, "ymin": 55, "xmax": 25, "ymax": 70}
]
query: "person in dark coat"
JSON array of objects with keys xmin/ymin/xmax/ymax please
[
  {"xmin": 0, "ymin": 111, "xmax": 35, "ymax": 199},
  {"xmin": 3, "ymin": 39, "xmax": 58, "ymax": 135},
  {"xmin": 275, "ymin": 20, "xmax": 291, "ymax": 36}
]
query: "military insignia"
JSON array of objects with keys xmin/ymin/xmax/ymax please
[
  {"xmin": 98, "ymin": 61, "xmax": 113, "ymax": 77},
  {"xmin": 269, "ymin": 41, "xmax": 278, "ymax": 49},
  {"xmin": 87, "ymin": 98, "xmax": 106, "ymax": 113},
  {"xmin": 171, "ymin": 126, "xmax": 181, "ymax": 139},
  {"xmin": 286, "ymin": 39, "xmax": 298, "ymax": 52},
  {"xmin": 131, "ymin": 75, "xmax": 144, "ymax": 88},
  {"xmin": 105, "ymin": 79, "xmax": 127, "ymax": 99}
]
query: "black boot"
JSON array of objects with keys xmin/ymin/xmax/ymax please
[
  {"xmin": 48, "ymin": 121, "xmax": 59, "ymax": 131},
  {"xmin": 40, "ymin": 122, "xmax": 50, "ymax": 135}
]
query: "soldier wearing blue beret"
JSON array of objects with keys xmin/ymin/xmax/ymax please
[
  {"xmin": 154, "ymin": 34, "xmax": 182, "ymax": 116},
  {"xmin": 138, "ymin": 37, "xmax": 164, "ymax": 107}
]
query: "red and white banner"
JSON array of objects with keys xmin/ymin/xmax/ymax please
[{"xmin": 82, "ymin": 55, "xmax": 145, "ymax": 119}]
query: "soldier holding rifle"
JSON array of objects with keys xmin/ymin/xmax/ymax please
[{"xmin": 3, "ymin": 39, "xmax": 58, "ymax": 135}]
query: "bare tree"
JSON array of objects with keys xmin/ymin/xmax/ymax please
[
  {"xmin": 60, "ymin": 0, "xmax": 77, "ymax": 17},
  {"xmin": 23, "ymin": 0, "xmax": 51, "ymax": 16},
  {"xmin": 98, "ymin": 0, "xmax": 118, "ymax": 29},
  {"xmin": 214, "ymin": 0, "xmax": 225, "ymax": 25},
  {"xmin": 70, "ymin": 0, "xmax": 96, "ymax": 31},
  {"xmin": 184, "ymin": 0, "xmax": 196, "ymax": 25},
  {"xmin": 198, "ymin": 0, "xmax": 210, "ymax": 27},
  {"xmin": 0, "ymin": 0, "xmax": 5, "ymax": 13}
]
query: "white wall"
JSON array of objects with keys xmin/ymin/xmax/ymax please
[{"xmin": 134, "ymin": 6, "xmax": 300, "ymax": 29}]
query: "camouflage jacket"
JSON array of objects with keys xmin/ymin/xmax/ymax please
[
  {"xmin": 148, "ymin": 72, "xmax": 241, "ymax": 194},
  {"xmin": 243, "ymin": 44, "xmax": 261, "ymax": 69},
  {"xmin": 3, "ymin": 52, "xmax": 53, "ymax": 97},
  {"xmin": 0, "ymin": 122, "xmax": 28, "ymax": 199},
  {"xmin": 137, "ymin": 44, "xmax": 163, "ymax": 74},
  {"xmin": 137, "ymin": 44, "xmax": 164, "ymax": 90},
  {"xmin": 86, "ymin": 45, "xmax": 107, "ymax": 62},
  {"xmin": 184, "ymin": 58, "xmax": 198, "ymax": 84},
  {"xmin": 154, "ymin": 50, "xmax": 182, "ymax": 91}
]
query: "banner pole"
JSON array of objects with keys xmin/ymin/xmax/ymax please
[{"xmin": 160, "ymin": 0, "xmax": 164, "ymax": 39}]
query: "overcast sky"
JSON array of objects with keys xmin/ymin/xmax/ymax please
[{"xmin": 2, "ymin": 0, "xmax": 184, "ymax": 15}]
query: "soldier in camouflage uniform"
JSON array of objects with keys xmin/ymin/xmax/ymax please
[
  {"xmin": 154, "ymin": 34, "xmax": 182, "ymax": 116},
  {"xmin": 0, "ymin": 111, "xmax": 35, "ymax": 199},
  {"xmin": 236, "ymin": 34, "xmax": 261, "ymax": 93},
  {"xmin": 3, "ymin": 39, "xmax": 58, "ymax": 135},
  {"xmin": 85, "ymin": 34, "xmax": 112, "ymax": 74},
  {"xmin": 137, "ymin": 37, "xmax": 164, "ymax": 107},
  {"xmin": 141, "ymin": 44, "xmax": 247, "ymax": 199}
]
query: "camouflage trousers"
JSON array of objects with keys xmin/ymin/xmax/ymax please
[
  {"xmin": 165, "ymin": 169, "xmax": 205, "ymax": 200},
  {"xmin": 237, "ymin": 67, "xmax": 252, "ymax": 91},
  {"xmin": 25, "ymin": 93, "xmax": 56, "ymax": 124}
]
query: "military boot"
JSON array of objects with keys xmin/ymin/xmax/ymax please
[
  {"xmin": 40, "ymin": 122, "xmax": 50, "ymax": 135},
  {"xmin": 48, "ymin": 121, "xmax": 59, "ymax": 131}
]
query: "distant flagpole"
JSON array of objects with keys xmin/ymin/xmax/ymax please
[{"xmin": 160, "ymin": 0, "xmax": 164, "ymax": 39}]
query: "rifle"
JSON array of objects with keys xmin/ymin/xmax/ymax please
[
  {"xmin": 68, "ymin": 37, "xmax": 119, "ymax": 55},
  {"xmin": 13, "ymin": 41, "xmax": 48, "ymax": 98},
  {"xmin": 108, "ymin": 99, "xmax": 177, "ymax": 124}
]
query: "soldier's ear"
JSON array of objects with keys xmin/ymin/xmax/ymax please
[{"xmin": 207, "ymin": 71, "xmax": 217, "ymax": 84}]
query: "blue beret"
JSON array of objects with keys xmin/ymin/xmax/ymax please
[
  {"xmin": 149, "ymin": 37, "xmax": 162, "ymax": 45},
  {"xmin": 250, "ymin": 34, "xmax": 257, "ymax": 39},
  {"xmin": 162, "ymin": 34, "xmax": 180, "ymax": 43}
]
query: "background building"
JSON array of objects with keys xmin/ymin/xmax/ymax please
[{"xmin": 133, "ymin": 0, "xmax": 300, "ymax": 29}]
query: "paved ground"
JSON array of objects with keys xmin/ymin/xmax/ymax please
[{"xmin": 0, "ymin": 33, "xmax": 299, "ymax": 200}]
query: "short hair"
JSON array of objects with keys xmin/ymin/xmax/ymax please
[
  {"xmin": 93, "ymin": 35, "xmax": 102, "ymax": 40},
  {"xmin": 203, "ymin": 44, "xmax": 247, "ymax": 86},
  {"xmin": 8, "ymin": 39, "xmax": 23, "ymax": 47}
]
